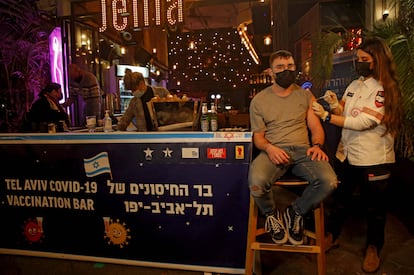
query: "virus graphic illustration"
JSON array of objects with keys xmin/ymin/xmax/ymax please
[
  {"xmin": 103, "ymin": 217, "xmax": 131, "ymax": 248},
  {"xmin": 22, "ymin": 217, "xmax": 44, "ymax": 244}
]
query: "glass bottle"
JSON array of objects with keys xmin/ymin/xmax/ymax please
[
  {"xmin": 200, "ymin": 103, "xmax": 209, "ymax": 132},
  {"xmin": 103, "ymin": 110, "xmax": 113, "ymax": 132},
  {"xmin": 210, "ymin": 102, "xmax": 218, "ymax": 131}
]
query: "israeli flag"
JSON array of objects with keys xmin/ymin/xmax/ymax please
[{"xmin": 84, "ymin": 152, "xmax": 111, "ymax": 178}]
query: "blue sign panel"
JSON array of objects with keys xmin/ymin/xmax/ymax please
[{"xmin": 0, "ymin": 132, "xmax": 252, "ymax": 274}]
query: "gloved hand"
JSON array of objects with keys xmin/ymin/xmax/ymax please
[
  {"xmin": 324, "ymin": 90, "xmax": 339, "ymax": 109},
  {"xmin": 312, "ymin": 101, "xmax": 329, "ymax": 121}
]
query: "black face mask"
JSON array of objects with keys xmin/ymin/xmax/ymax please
[
  {"xmin": 355, "ymin": 61, "xmax": 373, "ymax": 77},
  {"xmin": 275, "ymin": 70, "xmax": 296, "ymax": 88}
]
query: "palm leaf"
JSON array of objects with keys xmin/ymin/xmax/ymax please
[
  {"xmin": 0, "ymin": 0, "xmax": 52, "ymax": 131},
  {"xmin": 310, "ymin": 31, "xmax": 343, "ymax": 90},
  {"xmin": 310, "ymin": 0, "xmax": 414, "ymax": 160},
  {"xmin": 368, "ymin": 13, "xmax": 414, "ymax": 160}
]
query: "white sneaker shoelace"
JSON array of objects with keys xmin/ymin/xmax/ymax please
[{"xmin": 265, "ymin": 215, "xmax": 283, "ymax": 234}]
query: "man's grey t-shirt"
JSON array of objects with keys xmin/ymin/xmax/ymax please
[{"xmin": 249, "ymin": 85, "xmax": 311, "ymax": 147}]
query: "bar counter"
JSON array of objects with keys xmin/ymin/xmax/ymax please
[{"xmin": 0, "ymin": 131, "xmax": 252, "ymax": 274}]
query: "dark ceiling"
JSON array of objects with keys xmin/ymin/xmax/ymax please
[
  {"xmin": 183, "ymin": 0, "xmax": 366, "ymax": 59},
  {"xmin": 69, "ymin": 0, "xmax": 327, "ymax": 60},
  {"xmin": 181, "ymin": 0, "xmax": 319, "ymax": 59},
  {"xmin": 183, "ymin": 0, "xmax": 319, "ymax": 30},
  {"xmin": 69, "ymin": 0, "xmax": 320, "ymax": 36}
]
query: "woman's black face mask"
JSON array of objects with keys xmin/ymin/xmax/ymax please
[{"xmin": 355, "ymin": 61, "xmax": 373, "ymax": 77}]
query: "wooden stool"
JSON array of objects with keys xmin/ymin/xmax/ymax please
[{"xmin": 244, "ymin": 177, "xmax": 326, "ymax": 275}]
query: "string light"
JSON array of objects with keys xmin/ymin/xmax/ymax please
[
  {"xmin": 237, "ymin": 23, "xmax": 260, "ymax": 64},
  {"xmin": 169, "ymin": 28, "xmax": 258, "ymax": 91},
  {"xmin": 188, "ymin": 40, "xmax": 196, "ymax": 50},
  {"xmin": 264, "ymin": 35, "xmax": 272, "ymax": 46}
]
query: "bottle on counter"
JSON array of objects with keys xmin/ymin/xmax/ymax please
[
  {"xmin": 200, "ymin": 103, "xmax": 209, "ymax": 132},
  {"xmin": 103, "ymin": 110, "xmax": 113, "ymax": 132},
  {"xmin": 210, "ymin": 102, "xmax": 218, "ymax": 131}
]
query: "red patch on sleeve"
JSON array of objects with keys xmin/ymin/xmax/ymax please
[{"xmin": 375, "ymin": 91, "xmax": 384, "ymax": 107}]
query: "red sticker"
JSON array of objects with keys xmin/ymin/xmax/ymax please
[{"xmin": 207, "ymin": 148, "xmax": 227, "ymax": 159}]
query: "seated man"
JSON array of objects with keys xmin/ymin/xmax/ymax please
[
  {"xmin": 117, "ymin": 71, "xmax": 170, "ymax": 131},
  {"xmin": 248, "ymin": 50, "xmax": 337, "ymax": 245}
]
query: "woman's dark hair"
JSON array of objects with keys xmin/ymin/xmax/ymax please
[
  {"xmin": 40, "ymin": 82, "xmax": 61, "ymax": 95},
  {"xmin": 358, "ymin": 37, "xmax": 403, "ymax": 137}
]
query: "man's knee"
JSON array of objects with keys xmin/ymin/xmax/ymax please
[{"xmin": 249, "ymin": 184, "xmax": 266, "ymax": 197}]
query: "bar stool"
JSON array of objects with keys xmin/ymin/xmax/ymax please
[{"xmin": 244, "ymin": 176, "xmax": 326, "ymax": 275}]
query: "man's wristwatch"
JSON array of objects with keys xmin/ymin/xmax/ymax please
[
  {"xmin": 324, "ymin": 113, "xmax": 331, "ymax": 122},
  {"xmin": 313, "ymin": 143, "xmax": 323, "ymax": 148}
]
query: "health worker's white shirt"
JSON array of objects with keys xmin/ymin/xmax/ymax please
[{"xmin": 336, "ymin": 77, "xmax": 395, "ymax": 166}]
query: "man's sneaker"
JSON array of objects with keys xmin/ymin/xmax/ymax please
[
  {"xmin": 284, "ymin": 205, "xmax": 304, "ymax": 245},
  {"xmin": 265, "ymin": 210, "xmax": 288, "ymax": 244}
]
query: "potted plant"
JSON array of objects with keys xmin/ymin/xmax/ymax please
[
  {"xmin": 0, "ymin": 0, "xmax": 52, "ymax": 132},
  {"xmin": 310, "ymin": 0, "xmax": 414, "ymax": 162},
  {"xmin": 310, "ymin": 0, "xmax": 414, "ymax": 232}
]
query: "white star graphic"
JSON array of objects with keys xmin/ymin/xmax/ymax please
[
  {"xmin": 228, "ymin": 225, "xmax": 234, "ymax": 231},
  {"xmin": 163, "ymin": 147, "xmax": 173, "ymax": 158},
  {"xmin": 144, "ymin": 147, "xmax": 154, "ymax": 160}
]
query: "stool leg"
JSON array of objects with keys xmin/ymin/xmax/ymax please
[
  {"xmin": 253, "ymin": 249, "xmax": 262, "ymax": 275},
  {"xmin": 245, "ymin": 184, "xmax": 327, "ymax": 275},
  {"xmin": 245, "ymin": 197, "xmax": 258, "ymax": 275},
  {"xmin": 314, "ymin": 203, "xmax": 326, "ymax": 275}
]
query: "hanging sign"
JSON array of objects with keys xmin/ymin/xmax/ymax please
[{"xmin": 99, "ymin": 0, "xmax": 184, "ymax": 32}]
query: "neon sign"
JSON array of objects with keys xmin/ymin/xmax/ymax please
[
  {"xmin": 99, "ymin": 0, "xmax": 183, "ymax": 32},
  {"xmin": 49, "ymin": 27, "xmax": 67, "ymax": 103}
]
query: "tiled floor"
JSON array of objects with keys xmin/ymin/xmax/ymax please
[
  {"xmin": 1, "ymin": 210, "xmax": 413, "ymax": 275},
  {"xmin": 261, "ymin": 212, "xmax": 414, "ymax": 275}
]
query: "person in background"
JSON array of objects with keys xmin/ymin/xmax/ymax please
[
  {"xmin": 312, "ymin": 37, "xmax": 403, "ymax": 273},
  {"xmin": 63, "ymin": 64, "xmax": 103, "ymax": 125},
  {"xmin": 248, "ymin": 50, "xmax": 337, "ymax": 246},
  {"xmin": 117, "ymin": 71, "xmax": 170, "ymax": 131},
  {"xmin": 28, "ymin": 82, "xmax": 70, "ymax": 131}
]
